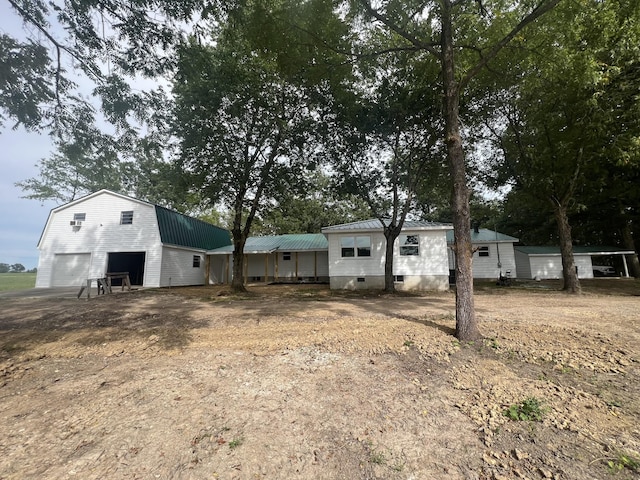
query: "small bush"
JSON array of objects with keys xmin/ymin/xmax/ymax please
[{"xmin": 503, "ymin": 397, "xmax": 548, "ymax": 422}]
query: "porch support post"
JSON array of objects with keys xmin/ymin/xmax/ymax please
[
  {"xmin": 622, "ymin": 254, "xmax": 630, "ymax": 277},
  {"xmin": 265, "ymin": 254, "xmax": 269, "ymax": 284}
]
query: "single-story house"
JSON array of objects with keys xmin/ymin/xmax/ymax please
[
  {"xmin": 207, "ymin": 234, "xmax": 329, "ymax": 284},
  {"xmin": 35, "ymin": 190, "xmax": 231, "ymax": 288},
  {"xmin": 321, "ymin": 219, "xmax": 452, "ymax": 291},
  {"xmin": 514, "ymin": 245, "xmax": 635, "ymax": 280},
  {"xmin": 446, "ymin": 228, "xmax": 519, "ymax": 279}
]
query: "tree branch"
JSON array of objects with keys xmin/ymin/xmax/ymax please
[
  {"xmin": 459, "ymin": 0, "xmax": 561, "ymax": 89},
  {"xmin": 357, "ymin": 0, "xmax": 441, "ymax": 59}
]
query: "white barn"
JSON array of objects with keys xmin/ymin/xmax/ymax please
[
  {"xmin": 514, "ymin": 245, "xmax": 635, "ymax": 280},
  {"xmin": 321, "ymin": 219, "xmax": 452, "ymax": 291},
  {"xmin": 446, "ymin": 228, "xmax": 519, "ymax": 280},
  {"xmin": 207, "ymin": 234, "xmax": 329, "ymax": 284},
  {"xmin": 36, "ymin": 190, "xmax": 231, "ymax": 288}
]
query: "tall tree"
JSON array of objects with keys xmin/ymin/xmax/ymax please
[
  {"xmin": 486, "ymin": 0, "xmax": 640, "ymax": 288},
  {"xmin": 172, "ymin": 21, "xmax": 321, "ymax": 291},
  {"xmin": 330, "ymin": 52, "xmax": 444, "ymax": 293},
  {"xmin": 340, "ymin": 0, "xmax": 560, "ymax": 339}
]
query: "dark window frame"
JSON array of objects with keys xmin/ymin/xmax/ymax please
[
  {"xmin": 120, "ymin": 210, "xmax": 134, "ymax": 225},
  {"xmin": 399, "ymin": 234, "xmax": 420, "ymax": 256}
]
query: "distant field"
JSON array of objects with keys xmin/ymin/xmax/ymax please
[{"xmin": 0, "ymin": 273, "xmax": 36, "ymax": 292}]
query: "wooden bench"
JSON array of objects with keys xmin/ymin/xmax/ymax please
[
  {"xmin": 77, "ymin": 272, "xmax": 131, "ymax": 299},
  {"xmin": 77, "ymin": 277, "xmax": 109, "ymax": 299},
  {"xmin": 105, "ymin": 272, "xmax": 132, "ymax": 292}
]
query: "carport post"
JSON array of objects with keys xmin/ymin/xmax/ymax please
[{"xmin": 622, "ymin": 255, "xmax": 629, "ymax": 277}]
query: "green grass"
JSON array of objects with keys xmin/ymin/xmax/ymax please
[{"xmin": 0, "ymin": 273, "xmax": 36, "ymax": 292}]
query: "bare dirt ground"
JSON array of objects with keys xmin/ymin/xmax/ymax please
[{"xmin": 1, "ymin": 280, "xmax": 639, "ymax": 480}]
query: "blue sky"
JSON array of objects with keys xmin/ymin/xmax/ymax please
[
  {"xmin": 1, "ymin": 5, "xmax": 58, "ymax": 269},
  {"xmin": 0, "ymin": 127, "xmax": 57, "ymax": 269}
]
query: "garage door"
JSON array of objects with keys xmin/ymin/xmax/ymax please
[{"xmin": 51, "ymin": 253, "xmax": 91, "ymax": 286}]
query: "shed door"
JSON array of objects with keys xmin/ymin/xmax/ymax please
[{"xmin": 51, "ymin": 253, "xmax": 91, "ymax": 286}]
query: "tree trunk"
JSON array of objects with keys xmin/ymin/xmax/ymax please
[
  {"xmin": 621, "ymin": 219, "xmax": 640, "ymax": 278},
  {"xmin": 441, "ymin": 0, "xmax": 481, "ymax": 341},
  {"xmin": 383, "ymin": 225, "xmax": 402, "ymax": 293},
  {"xmin": 231, "ymin": 233, "xmax": 247, "ymax": 292},
  {"xmin": 551, "ymin": 200, "xmax": 581, "ymax": 293},
  {"xmin": 384, "ymin": 229, "xmax": 395, "ymax": 293}
]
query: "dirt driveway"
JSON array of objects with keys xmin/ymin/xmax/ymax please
[{"xmin": 1, "ymin": 281, "xmax": 638, "ymax": 480}]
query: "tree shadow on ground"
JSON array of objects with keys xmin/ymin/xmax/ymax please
[{"xmin": 0, "ymin": 291, "xmax": 209, "ymax": 355}]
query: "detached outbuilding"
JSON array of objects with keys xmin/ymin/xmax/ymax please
[
  {"xmin": 514, "ymin": 245, "xmax": 635, "ymax": 280},
  {"xmin": 321, "ymin": 219, "xmax": 452, "ymax": 291},
  {"xmin": 35, "ymin": 190, "xmax": 231, "ymax": 288}
]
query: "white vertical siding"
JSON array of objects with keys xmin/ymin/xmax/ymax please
[
  {"xmin": 36, "ymin": 192, "xmax": 163, "ymax": 287},
  {"xmin": 160, "ymin": 247, "xmax": 206, "ymax": 286}
]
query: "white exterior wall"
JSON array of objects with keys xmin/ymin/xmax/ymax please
[
  {"xmin": 36, "ymin": 192, "xmax": 163, "ymax": 287},
  {"xmin": 472, "ymin": 243, "xmax": 517, "ymax": 279},
  {"xmin": 517, "ymin": 254, "xmax": 594, "ymax": 280},
  {"xmin": 327, "ymin": 229, "xmax": 449, "ymax": 291},
  {"xmin": 448, "ymin": 242, "xmax": 517, "ymax": 279},
  {"xmin": 514, "ymin": 250, "xmax": 532, "ymax": 279},
  {"xmin": 327, "ymin": 231, "xmax": 386, "ymax": 280},
  {"xmin": 209, "ymin": 255, "xmax": 230, "ymax": 284},
  {"xmin": 160, "ymin": 247, "xmax": 206, "ymax": 287}
]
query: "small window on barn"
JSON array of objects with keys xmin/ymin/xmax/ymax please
[
  {"xmin": 478, "ymin": 246, "xmax": 490, "ymax": 257},
  {"xmin": 393, "ymin": 275, "xmax": 404, "ymax": 283},
  {"xmin": 399, "ymin": 234, "xmax": 419, "ymax": 256},
  {"xmin": 120, "ymin": 210, "xmax": 134, "ymax": 225},
  {"xmin": 193, "ymin": 255, "xmax": 201, "ymax": 268},
  {"xmin": 73, "ymin": 213, "xmax": 86, "ymax": 222},
  {"xmin": 283, "ymin": 252, "xmax": 291, "ymax": 261},
  {"xmin": 357, "ymin": 277, "xmax": 365, "ymax": 283}
]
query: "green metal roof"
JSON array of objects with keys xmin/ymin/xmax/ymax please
[
  {"xmin": 155, "ymin": 205, "xmax": 231, "ymax": 250},
  {"xmin": 208, "ymin": 233, "xmax": 328, "ymax": 254},
  {"xmin": 515, "ymin": 245, "xmax": 634, "ymax": 256},
  {"xmin": 322, "ymin": 218, "xmax": 451, "ymax": 232},
  {"xmin": 446, "ymin": 228, "xmax": 519, "ymax": 244}
]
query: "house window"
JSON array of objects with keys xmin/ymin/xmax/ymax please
[
  {"xmin": 283, "ymin": 252, "xmax": 291, "ymax": 261},
  {"xmin": 73, "ymin": 213, "xmax": 86, "ymax": 222},
  {"xmin": 341, "ymin": 236, "xmax": 371, "ymax": 257},
  {"xmin": 193, "ymin": 255, "xmax": 201, "ymax": 268},
  {"xmin": 394, "ymin": 275, "xmax": 404, "ymax": 283},
  {"xmin": 120, "ymin": 210, "xmax": 134, "ymax": 225},
  {"xmin": 399, "ymin": 234, "xmax": 419, "ymax": 256},
  {"xmin": 478, "ymin": 246, "xmax": 490, "ymax": 257}
]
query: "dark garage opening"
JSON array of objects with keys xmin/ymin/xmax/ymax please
[{"xmin": 107, "ymin": 252, "xmax": 146, "ymax": 286}]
